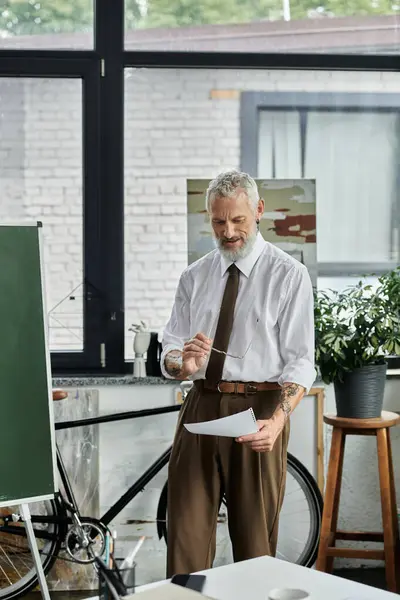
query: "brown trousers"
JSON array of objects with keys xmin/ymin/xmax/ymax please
[{"xmin": 166, "ymin": 381, "xmax": 289, "ymax": 577}]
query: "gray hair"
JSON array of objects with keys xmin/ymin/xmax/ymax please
[{"xmin": 205, "ymin": 169, "xmax": 259, "ymax": 212}]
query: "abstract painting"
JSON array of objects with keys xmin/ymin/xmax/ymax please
[{"xmin": 187, "ymin": 178, "xmax": 317, "ymax": 285}]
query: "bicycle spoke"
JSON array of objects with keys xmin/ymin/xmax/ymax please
[
  {"xmin": 0, "ymin": 546, "xmax": 24, "ymax": 579},
  {"xmin": 0, "ymin": 500, "xmax": 62, "ymax": 599},
  {"xmin": 0, "ymin": 563, "xmax": 12, "ymax": 587}
]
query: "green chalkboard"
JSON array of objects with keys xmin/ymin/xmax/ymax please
[{"xmin": 0, "ymin": 224, "xmax": 56, "ymax": 506}]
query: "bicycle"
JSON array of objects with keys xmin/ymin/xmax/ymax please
[{"xmin": 0, "ymin": 389, "xmax": 323, "ymax": 599}]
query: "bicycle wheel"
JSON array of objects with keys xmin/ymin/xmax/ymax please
[
  {"xmin": 0, "ymin": 498, "xmax": 64, "ymax": 600},
  {"xmin": 156, "ymin": 452, "xmax": 322, "ymax": 568}
]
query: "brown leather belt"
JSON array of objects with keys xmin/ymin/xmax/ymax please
[{"xmin": 202, "ymin": 380, "xmax": 281, "ymax": 395}]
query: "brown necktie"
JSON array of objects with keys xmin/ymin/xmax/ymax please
[{"xmin": 205, "ymin": 263, "xmax": 240, "ymax": 386}]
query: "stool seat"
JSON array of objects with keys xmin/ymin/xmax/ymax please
[
  {"xmin": 316, "ymin": 410, "xmax": 400, "ymax": 593},
  {"xmin": 324, "ymin": 410, "xmax": 400, "ymax": 430}
]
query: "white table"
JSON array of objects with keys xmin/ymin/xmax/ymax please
[{"xmin": 136, "ymin": 556, "xmax": 398, "ymax": 600}]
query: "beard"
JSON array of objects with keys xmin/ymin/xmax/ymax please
[{"xmin": 215, "ymin": 227, "xmax": 258, "ymax": 262}]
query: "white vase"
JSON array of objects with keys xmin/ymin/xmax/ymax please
[{"xmin": 133, "ymin": 331, "xmax": 151, "ymax": 378}]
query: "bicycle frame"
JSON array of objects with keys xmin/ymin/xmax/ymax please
[
  {"xmin": 0, "ymin": 404, "xmax": 181, "ymax": 541},
  {"xmin": 54, "ymin": 403, "xmax": 181, "ymax": 526},
  {"xmin": 0, "ymin": 399, "xmax": 324, "ymax": 573}
]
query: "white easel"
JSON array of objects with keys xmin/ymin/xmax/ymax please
[
  {"xmin": 0, "ymin": 224, "xmax": 59, "ymax": 600},
  {"xmin": 20, "ymin": 224, "xmax": 54, "ymax": 600},
  {"xmin": 20, "ymin": 504, "xmax": 51, "ymax": 600}
]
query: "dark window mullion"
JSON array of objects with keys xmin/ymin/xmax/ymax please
[
  {"xmin": 123, "ymin": 51, "xmax": 400, "ymax": 72},
  {"xmin": 95, "ymin": 0, "xmax": 125, "ymax": 373},
  {"xmin": 82, "ymin": 61, "xmax": 103, "ymax": 370},
  {"xmin": 51, "ymin": 60, "xmax": 103, "ymax": 374},
  {"xmin": 0, "ymin": 56, "xmax": 96, "ymax": 76}
]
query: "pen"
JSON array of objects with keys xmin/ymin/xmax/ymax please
[
  {"xmin": 110, "ymin": 530, "xmax": 117, "ymax": 568},
  {"xmin": 109, "ymin": 532, "xmax": 114, "ymax": 568},
  {"xmin": 120, "ymin": 535, "xmax": 145, "ymax": 571}
]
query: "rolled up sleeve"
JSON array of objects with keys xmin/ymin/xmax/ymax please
[
  {"xmin": 277, "ymin": 264, "xmax": 316, "ymax": 394},
  {"xmin": 160, "ymin": 273, "xmax": 191, "ymax": 379}
]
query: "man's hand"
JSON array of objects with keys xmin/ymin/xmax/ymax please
[
  {"xmin": 165, "ymin": 333, "xmax": 212, "ymax": 379},
  {"xmin": 236, "ymin": 382, "xmax": 306, "ymax": 452},
  {"xmin": 182, "ymin": 332, "xmax": 212, "ymax": 376},
  {"xmin": 236, "ymin": 413, "xmax": 285, "ymax": 453}
]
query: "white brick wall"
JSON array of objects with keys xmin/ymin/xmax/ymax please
[
  {"xmin": 2, "ymin": 69, "xmax": 400, "ymax": 358},
  {"xmin": 0, "ymin": 79, "xmax": 25, "ymax": 220}
]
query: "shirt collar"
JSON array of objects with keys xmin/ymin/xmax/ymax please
[{"xmin": 220, "ymin": 232, "xmax": 267, "ymax": 278}]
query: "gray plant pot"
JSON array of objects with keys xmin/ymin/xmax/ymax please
[{"xmin": 334, "ymin": 363, "xmax": 387, "ymax": 419}]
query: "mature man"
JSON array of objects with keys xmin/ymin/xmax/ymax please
[{"xmin": 161, "ymin": 169, "xmax": 316, "ymax": 577}]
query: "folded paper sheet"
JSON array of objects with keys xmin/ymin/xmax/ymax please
[{"xmin": 184, "ymin": 408, "xmax": 258, "ymax": 437}]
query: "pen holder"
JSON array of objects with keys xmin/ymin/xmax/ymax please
[
  {"xmin": 98, "ymin": 558, "xmax": 136, "ymax": 599},
  {"xmin": 116, "ymin": 558, "xmax": 136, "ymax": 595}
]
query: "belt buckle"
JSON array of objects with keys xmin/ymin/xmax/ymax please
[{"xmin": 245, "ymin": 383, "xmax": 257, "ymax": 396}]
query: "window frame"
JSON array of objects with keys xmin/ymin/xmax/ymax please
[
  {"xmin": 0, "ymin": 1, "xmax": 126, "ymax": 375},
  {"xmin": 0, "ymin": 57, "xmax": 105, "ymax": 373}
]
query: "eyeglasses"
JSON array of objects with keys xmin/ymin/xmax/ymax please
[{"xmin": 210, "ymin": 318, "xmax": 259, "ymax": 359}]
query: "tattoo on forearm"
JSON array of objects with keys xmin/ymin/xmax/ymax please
[
  {"xmin": 283, "ymin": 383, "xmax": 301, "ymax": 398},
  {"xmin": 279, "ymin": 398, "xmax": 292, "ymax": 418},
  {"xmin": 169, "ymin": 365, "xmax": 183, "ymax": 378},
  {"xmin": 279, "ymin": 383, "xmax": 302, "ymax": 419},
  {"xmin": 165, "ymin": 350, "xmax": 185, "ymax": 379}
]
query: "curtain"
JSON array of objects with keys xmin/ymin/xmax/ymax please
[{"xmin": 258, "ymin": 108, "xmax": 399, "ymax": 264}]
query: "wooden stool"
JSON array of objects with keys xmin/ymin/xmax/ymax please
[{"xmin": 316, "ymin": 411, "xmax": 400, "ymax": 593}]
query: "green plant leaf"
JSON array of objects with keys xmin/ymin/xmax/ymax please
[{"xmin": 314, "ymin": 266, "xmax": 400, "ymax": 382}]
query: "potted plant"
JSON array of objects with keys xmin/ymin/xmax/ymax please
[{"xmin": 314, "ymin": 266, "xmax": 400, "ymax": 418}]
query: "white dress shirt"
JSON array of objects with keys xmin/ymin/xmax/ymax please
[{"xmin": 161, "ymin": 232, "xmax": 316, "ymax": 392}]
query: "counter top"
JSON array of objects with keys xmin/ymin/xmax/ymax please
[
  {"xmin": 52, "ymin": 366, "xmax": 400, "ymax": 389},
  {"xmin": 52, "ymin": 376, "xmax": 327, "ymax": 389},
  {"xmin": 52, "ymin": 374, "xmax": 400, "ymax": 389},
  {"xmin": 52, "ymin": 375, "xmax": 177, "ymax": 387}
]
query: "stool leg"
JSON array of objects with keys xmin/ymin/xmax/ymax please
[
  {"xmin": 376, "ymin": 428, "xmax": 398, "ymax": 593},
  {"xmin": 386, "ymin": 431, "xmax": 399, "ymax": 546},
  {"xmin": 325, "ymin": 428, "xmax": 346, "ymax": 573},
  {"xmin": 316, "ymin": 427, "xmax": 345, "ymax": 573}
]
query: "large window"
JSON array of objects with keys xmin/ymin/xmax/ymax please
[
  {"xmin": 124, "ymin": 67, "xmax": 400, "ymax": 361},
  {"xmin": 0, "ymin": 55, "xmax": 103, "ymax": 374},
  {"xmin": 1, "ymin": 0, "xmax": 399, "ymax": 373}
]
